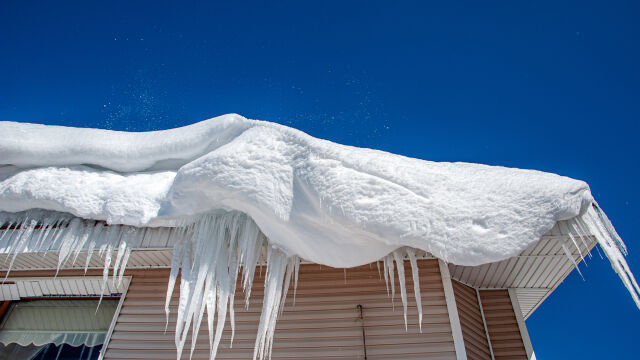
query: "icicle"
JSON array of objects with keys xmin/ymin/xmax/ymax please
[
  {"xmin": 558, "ymin": 220, "xmax": 587, "ymax": 266},
  {"xmin": 56, "ymin": 218, "xmax": 83, "ymax": 274},
  {"xmin": 560, "ymin": 241, "xmax": 583, "ymax": 279},
  {"xmin": 5, "ymin": 215, "xmax": 38, "ymax": 279},
  {"xmin": 382, "ymin": 255, "xmax": 390, "ymax": 296},
  {"xmin": 392, "ymin": 249, "xmax": 408, "ymax": 330},
  {"xmin": 71, "ymin": 221, "xmax": 94, "ymax": 266},
  {"xmin": 212, "ymin": 281, "xmax": 230, "ymax": 360},
  {"xmin": 166, "ymin": 240, "xmax": 185, "ymax": 331},
  {"xmin": 253, "ymin": 246, "xmax": 295, "ymax": 360},
  {"xmin": 226, "ymin": 219, "xmax": 242, "ymax": 349},
  {"xmin": 292, "ymin": 258, "xmax": 300, "ymax": 306},
  {"xmin": 160, "ymin": 212, "xmax": 298, "ymax": 360},
  {"xmin": 205, "ymin": 273, "xmax": 217, "ymax": 357},
  {"xmin": 0, "ymin": 220, "xmax": 16, "ymax": 248},
  {"xmin": 175, "ymin": 234, "xmax": 194, "ymax": 359},
  {"xmin": 228, "ymin": 289, "xmax": 236, "ymax": 349},
  {"xmin": 578, "ymin": 205, "xmax": 640, "ymax": 308},
  {"xmin": 32, "ymin": 216, "xmax": 56, "ymax": 251},
  {"xmin": 111, "ymin": 228, "xmax": 129, "ymax": 287},
  {"xmin": 117, "ymin": 227, "xmax": 143, "ymax": 288},
  {"xmin": 386, "ymin": 254, "xmax": 396, "ymax": 305},
  {"xmin": 279, "ymin": 257, "xmax": 296, "ymax": 316},
  {"xmin": 565, "ymin": 220, "xmax": 592, "ymax": 260},
  {"xmin": 406, "ymin": 248, "xmax": 423, "ymax": 332},
  {"xmin": 237, "ymin": 220, "xmax": 260, "ymax": 306},
  {"xmin": 593, "ymin": 201, "xmax": 627, "ymax": 255},
  {"xmin": 98, "ymin": 242, "xmax": 114, "ymax": 306},
  {"xmin": 566, "ymin": 226, "xmax": 588, "ymax": 264}
]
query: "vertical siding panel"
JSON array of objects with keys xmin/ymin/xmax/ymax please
[
  {"xmin": 105, "ymin": 260, "xmax": 457, "ymax": 359},
  {"xmin": 452, "ymin": 281, "xmax": 492, "ymax": 360},
  {"xmin": 478, "ymin": 290, "xmax": 527, "ymax": 360}
]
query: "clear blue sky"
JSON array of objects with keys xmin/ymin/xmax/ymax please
[{"xmin": 1, "ymin": 1, "xmax": 638, "ymax": 357}]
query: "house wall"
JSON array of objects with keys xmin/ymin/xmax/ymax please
[
  {"xmin": 478, "ymin": 290, "xmax": 528, "ymax": 360},
  {"xmin": 1, "ymin": 260, "xmax": 532, "ymax": 360},
  {"xmin": 106, "ymin": 259, "xmax": 456, "ymax": 359}
]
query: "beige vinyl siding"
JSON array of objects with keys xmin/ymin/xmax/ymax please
[
  {"xmin": 452, "ymin": 280, "xmax": 492, "ymax": 360},
  {"xmin": 478, "ymin": 290, "xmax": 527, "ymax": 360},
  {"xmin": 106, "ymin": 259, "xmax": 456, "ymax": 359}
]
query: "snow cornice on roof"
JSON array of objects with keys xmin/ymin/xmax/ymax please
[{"xmin": 0, "ymin": 114, "xmax": 637, "ymax": 359}]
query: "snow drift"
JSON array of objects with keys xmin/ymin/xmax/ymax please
[
  {"xmin": 0, "ymin": 114, "xmax": 595, "ymax": 266},
  {"xmin": 0, "ymin": 114, "xmax": 637, "ymax": 360}
]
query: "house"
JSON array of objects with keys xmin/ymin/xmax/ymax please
[{"xmin": 0, "ymin": 115, "xmax": 636, "ymax": 360}]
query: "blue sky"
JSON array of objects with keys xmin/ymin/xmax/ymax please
[{"xmin": 1, "ymin": 1, "xmax": 639, "ymax": 357}]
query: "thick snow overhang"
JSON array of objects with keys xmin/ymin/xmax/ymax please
[
  {"xmin": 0, "ymin": 114, "xmax": 637, "ymax": 359},
  {"xmin": 0, "ymin": 114, "xmax": 598, "ymax": 267}
]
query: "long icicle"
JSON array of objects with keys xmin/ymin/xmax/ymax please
[
  {"xmin": 578, "ymin": 205, "xmax": 640, "ymax": 308},
  {"xmin": 406, "ymin": 248, "xmax": 423, "ymax": 332},
  {"xmin": 392, "ymin": 249, "xmax": 408, "ymax": 330}
]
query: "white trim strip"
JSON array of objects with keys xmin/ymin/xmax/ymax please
[
  {"xmin": 509, "ymin": 288, "xmax": 536, "ymax": 360},
  {"xmin": 439, "ymin": 259, "xmax": 467, "ymax": 360},
  {"xmin": 0, "ymin": 276, "xmax": 128, "ymax": 300},
  {"xmin": 99, "ymin": 276, "xmax": 131, "ymax": 360}
]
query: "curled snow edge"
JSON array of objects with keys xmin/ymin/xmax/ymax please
[{"xmin": 0, "ymin": 114, "xmax": 637, "ymax": 359}]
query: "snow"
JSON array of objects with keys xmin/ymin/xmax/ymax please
[
  {"xmin": 0, "ymin": 114, "xmax": 638, "ymax": 359},
  {"xmin": 0, "ymin": 114, "xmax": 594, "ymax": 267}
]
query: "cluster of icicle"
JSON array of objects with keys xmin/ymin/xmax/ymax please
[
  {"xmin": 0, "ymin": 210, "xmax": 302, "ymax": 359},
  {"xmin": 0, "ymin": 203, "xmax": 638, "ymax": 360},
  {"xmin": 163, "ymin": 211, "xmax": 302, "ymax": 360},
  {"xmin": 559, "ymin": 204, "xmax": 640, "ymax": 307},
  {"xmin": 163, "ymin": 212, "xmax": 423, "ymax": 360},
  {"xmin": 0, "ymin": 210, "xmax": 152, "ymax": 299},
  {"xmin": 0, "ymin": 209, "xmax": 427, "ymax": 360}
]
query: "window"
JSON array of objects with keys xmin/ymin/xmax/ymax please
[
  {"xmin": 0, "ymin": 277, "xmax": 129, "ymax": 360},
  {"xmin": 0, "ymin": 299, "xmax": 118, "ymax": 360}
]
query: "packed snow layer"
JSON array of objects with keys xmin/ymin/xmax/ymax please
[{"xmin": 0, "ymin": 114, "xmax": 594, "ymax": 267}]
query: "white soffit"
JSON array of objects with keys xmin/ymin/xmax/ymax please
[{"xmin": 449, "ymin": 223, "xmax": 597, "ymax": 319}]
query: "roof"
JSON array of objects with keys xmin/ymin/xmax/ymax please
[{"xmin": 0, "ymin": 215, "xmax": 596, "ymax": 319}]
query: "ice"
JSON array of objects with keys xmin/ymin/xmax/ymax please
[
  {"xmin": 0, "ymin": 209, "xmax": 306, "ymax": 360},
  {"xmin": 392, "ymin": 250, "xmax": 408, "ymax": 330},
  {"xmin": 0, "ymin": 206, "xmax": 637, "ymax": 360},
  {"xmin": 581, "ymin": 206, "xmax": 640, "ymax": 306},
  {"xmin": 159, "ymin": 211, "xmax": 300, "ymax": 360},
  {"xmin": 406, "ymin": 248, "xmax": 423, "ymax": 332}
]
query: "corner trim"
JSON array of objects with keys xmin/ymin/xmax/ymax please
[
  {"xmin": 98, "ymin": 276, "xmax": 131, "ymax": 360},
  {"xmin": 508, "ymin": 288, "xmax": 536, "ymax": 360},
  {"xmin": 439, "ymin": 260, "xmax": 467, "ymax": 360}
]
